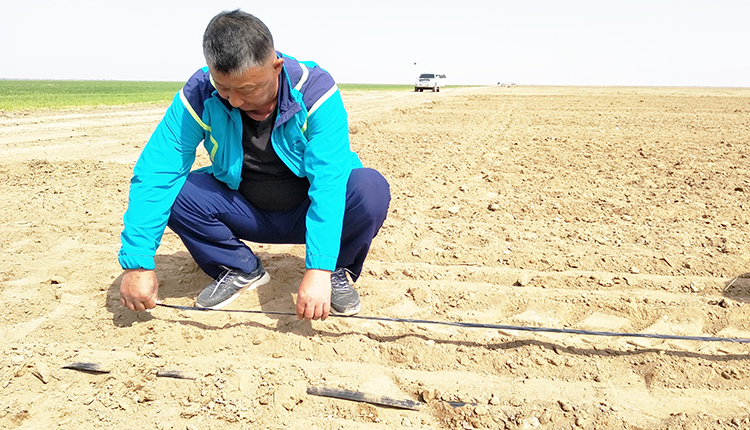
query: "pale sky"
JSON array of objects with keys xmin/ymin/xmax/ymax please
[{"xmin": 2, "ymin": 0, "xmax": 749, "ymax": 87}]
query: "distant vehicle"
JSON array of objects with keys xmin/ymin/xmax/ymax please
[{"xmin": 414, "ymin": 73, "xmax": 446, "ymax": 92}]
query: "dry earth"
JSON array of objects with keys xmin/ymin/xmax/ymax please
[{"xmin": 1, "ymin": 85, "xmax": 750, "ymax": 429}]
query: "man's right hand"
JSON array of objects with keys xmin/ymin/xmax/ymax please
[{"xmin": 120, "ymin": 269, "xmax": 159, "ymax": 311}]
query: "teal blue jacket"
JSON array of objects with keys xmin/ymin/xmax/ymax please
[{"xmin": 119, "ymin": 53, "xmax": 362, "ymax": 272}]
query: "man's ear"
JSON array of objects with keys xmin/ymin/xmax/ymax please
[{"xmin": 273, "ymin": 57, "xmax": 285, "ymax": 74}]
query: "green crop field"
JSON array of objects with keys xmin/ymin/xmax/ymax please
[
  {"xmin": 0, "ymin": 80, "xmax": 185, "ymax": 111},
  {"xmin": 0, "ymin": 80, "xmax": 443, "ymax": 111}
]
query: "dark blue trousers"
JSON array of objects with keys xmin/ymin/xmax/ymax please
[{"xmin": 167, "ymin": 168, "xmax": 390, "ymax": 280}]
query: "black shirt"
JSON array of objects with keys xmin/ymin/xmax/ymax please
[{"xmin": 238, "ymin": 109, "xmax": 310, "ymax": 212}]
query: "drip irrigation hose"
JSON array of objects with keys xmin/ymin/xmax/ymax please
[{"xmin": 155, "ymin": 303, "xmax": 750, "ymax": 344}]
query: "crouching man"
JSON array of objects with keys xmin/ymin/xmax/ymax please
[{"xmin": 118, "ymin": 10, "xmax": 390, "ymax": 320}]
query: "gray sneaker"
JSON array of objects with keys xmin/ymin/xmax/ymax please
[
  {"xmin": 196, "ymin": 264, "xmax": 270, "ymax": 309},
  {"xmin": 330, "ymin": 268, "xmax": 361, "ymax": 316}
]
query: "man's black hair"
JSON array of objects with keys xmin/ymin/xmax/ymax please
[{"xmin": 203, "ymin": 10, "xmax": 275, "ymax": 74}]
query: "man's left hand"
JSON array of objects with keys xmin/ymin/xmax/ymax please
[{"xmin": 296, "ymin": 269, "xmax": 332, "ymax": 320}]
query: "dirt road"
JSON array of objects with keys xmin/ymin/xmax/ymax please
[{"xmin": 1, "ymin": 85, "xmax": 750, "ymax": 429}]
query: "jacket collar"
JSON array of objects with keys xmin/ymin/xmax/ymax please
[{"xmin": 275, "ymin": 54, "xmax": 302, "ymax": 127}]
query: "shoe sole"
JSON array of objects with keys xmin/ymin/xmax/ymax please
[
  {"xmin": 196, "ymin": 271, "xmax": 271, "ymax": 310},
  {"xmin": 330, "ymin": 301, "xmax": 361, "ymax": 316}
]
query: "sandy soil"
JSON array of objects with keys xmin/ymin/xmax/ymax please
[{"xmin": 2, "ymin": 85, "xmax": 750, "ymax": 429}]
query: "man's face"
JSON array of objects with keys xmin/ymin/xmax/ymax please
[{"xmin": 210, "ymin": 54, "xmax": 284, "ymax": 115}]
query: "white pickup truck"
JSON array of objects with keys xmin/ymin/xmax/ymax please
[{"xmin": 414, "ymin": 73, "xmax": 446, "ymax": 92}]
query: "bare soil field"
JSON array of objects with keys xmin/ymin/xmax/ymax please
[{"xmin": 1, "ymin": 85, "xmax": 750, "ymax": 429}]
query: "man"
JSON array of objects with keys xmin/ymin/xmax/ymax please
[{"xmin": 118, "ymin": 10, "xmax": 390, "ymax": 320}]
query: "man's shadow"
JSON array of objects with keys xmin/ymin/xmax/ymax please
[{"xmin": 105, "ymin": 250, "xmax": 307, "ymax": 330}]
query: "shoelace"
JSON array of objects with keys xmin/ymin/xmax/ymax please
[
  {"xmin": 211, "ymin": 266, "xmax": 230, "ymax": 296},
  {"xmin": 331, "ymin": 270, "xmax": 350, "ymax": 293},
  {"xmin": 209, "ymin": 266, "xmax": 234, "ymax": 296}
]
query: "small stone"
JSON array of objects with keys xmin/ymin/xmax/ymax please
[
  {"xmin": 117, "ymin": 398, "xmax": 131, "ymax": 411},
  {"xmin": 420, "ymin": 388, "xmax": 436, "ymax": 402},
  {"xmin": 514, "ymin": 273, "xmax": 533, "ymax": 287},
  {"xmin": 278, "ymin": 386, "xmax": 301, "ymax": 411},
  {"xmin": 474, "ymin": 405, "xmax": 488, "ymax": 415},
  {"xmin": 401, "ymin": 417, "xmax": 412, "ymax": 427},
  {"xmin": 29, "ymin": 362, "xmax": 51, "ymax": 384},
  {"xmin": 539, "ymin": 410, "xmax": 552, "ymax": 424},
  {"xmin": 272, "ymin": 352, "xmax": 283, "ymax": 358},
  {"xmin": 299, "ymin": 339, "xmax": 312, "ymax": 351},
  {"xmin": 558, "ymin": 400, "xmax": 573, "ymax": 412},
  {"xmin": 448, "ymin": 206, "xmax": 460, "ymax": 214},
  {"xmin": 488, "ymin": 203, "xmax": 500, "ymax": 211}
]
